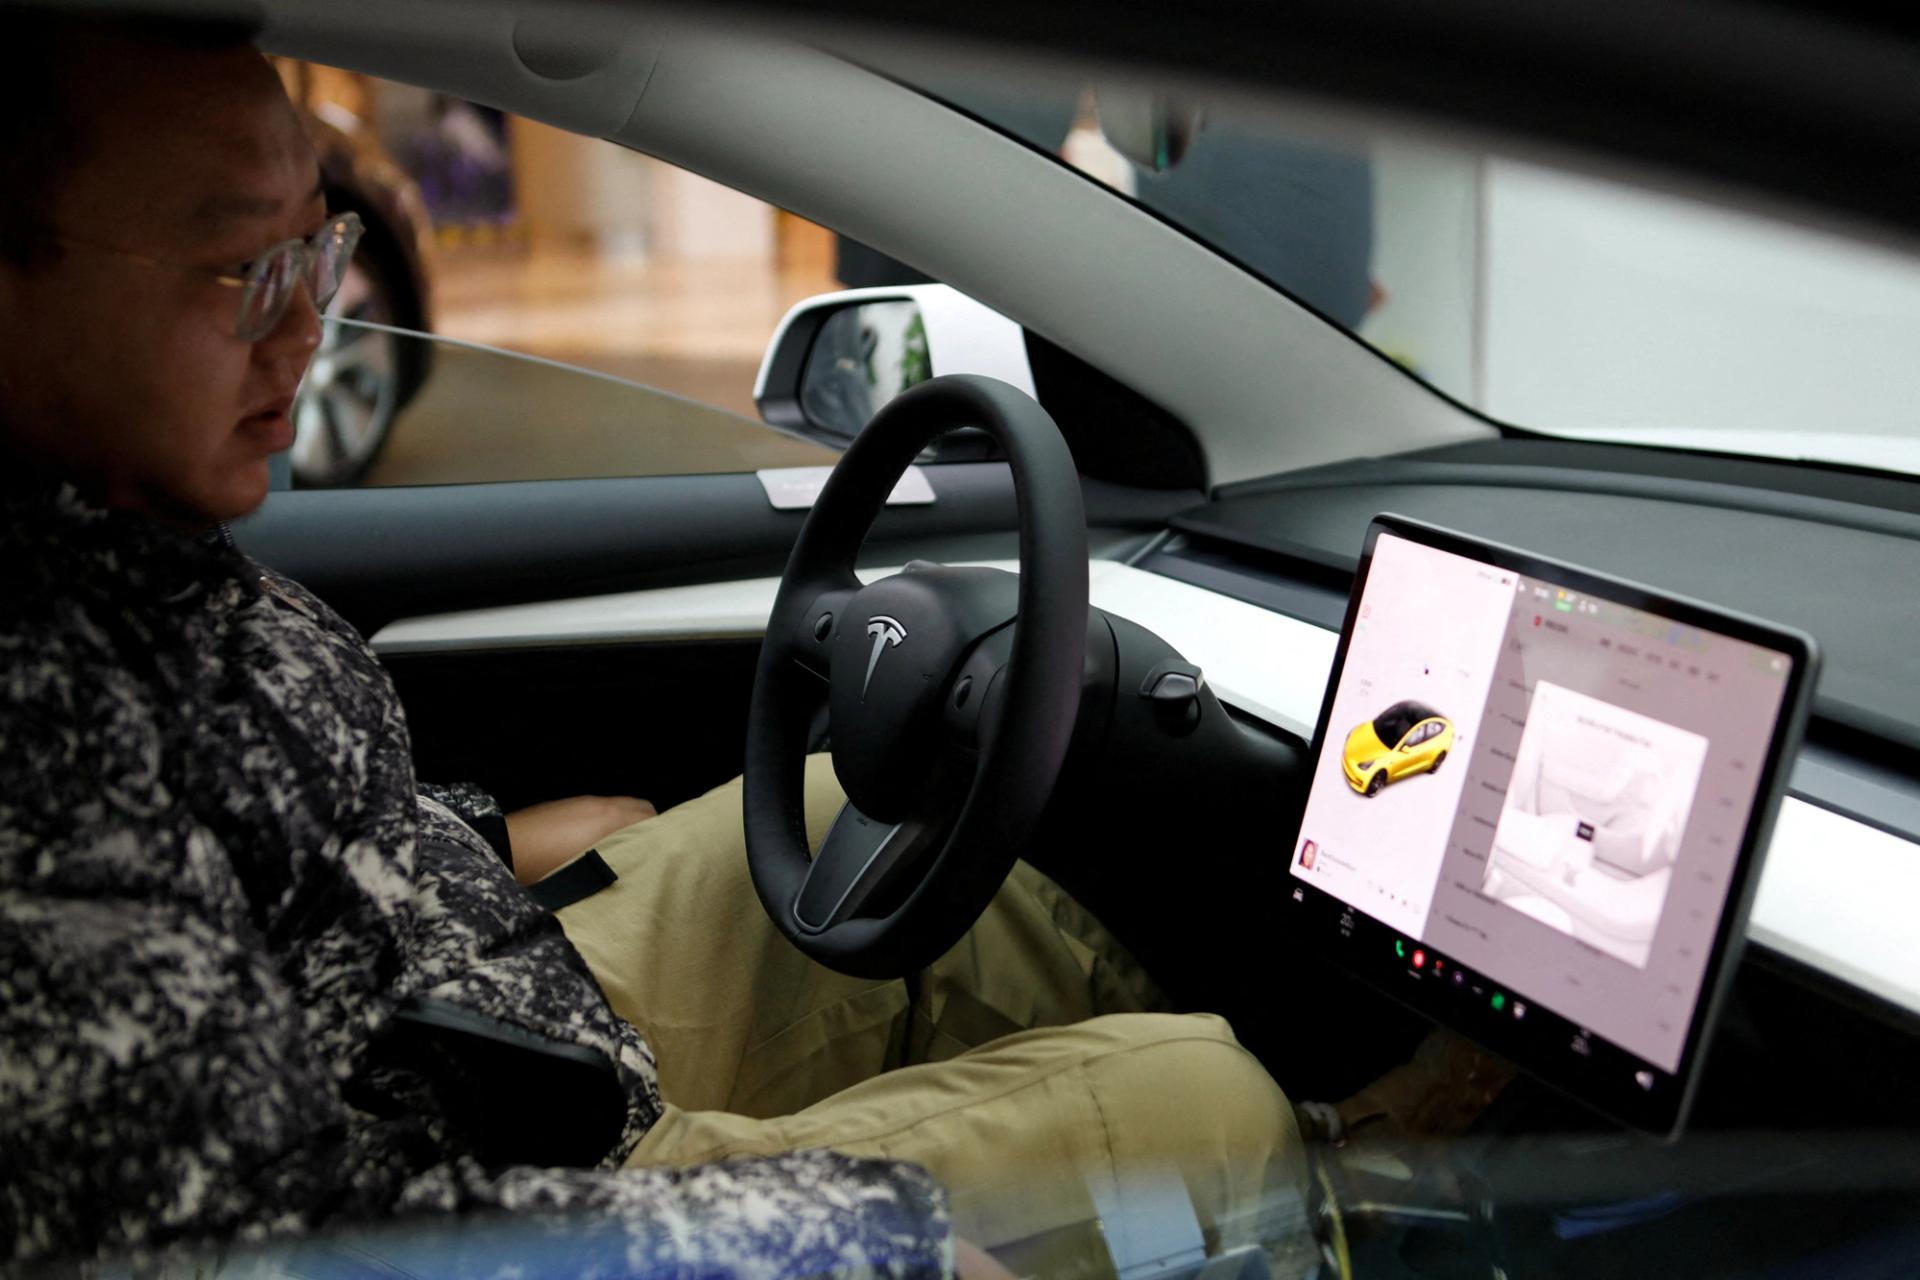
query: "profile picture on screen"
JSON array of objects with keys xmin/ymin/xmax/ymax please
[{"xmin": 1300, "ymin": 839, "xmax": 1318, "ymax": 870}]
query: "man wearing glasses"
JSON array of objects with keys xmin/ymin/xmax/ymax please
[
  {"xmin": 0, "ymin": 22, "xmax": 363, "ymax": 523},
  {"xmin": 0, "ymin": 11, "xmax": 1300, "ymax": 1276}
]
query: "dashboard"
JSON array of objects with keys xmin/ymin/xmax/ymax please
[{"xmin": 372, "ymin": 549, "xmax": 1920, "ymax": 1032}]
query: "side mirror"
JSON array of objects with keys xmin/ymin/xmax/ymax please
[
  {"xmin": 1094, "ymin": 90, "xmax": 1204, "ymax": 175},
  {"xmin": 754, "ymin": 284, "xmax": 1036, "ymax": 453}
]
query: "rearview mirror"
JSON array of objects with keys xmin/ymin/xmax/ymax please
[{"xmin": 755, "ymin": 284, "xmax": 1037, "ymax": 453}]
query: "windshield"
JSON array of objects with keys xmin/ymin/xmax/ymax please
[{"xmin": 924, "ymin": 82, "xmax": 1920, "ymax": 477}]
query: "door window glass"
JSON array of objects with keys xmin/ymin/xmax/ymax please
[{"xmin": 281, "ymin": 65, "xmax": 852, "ymax": 487}]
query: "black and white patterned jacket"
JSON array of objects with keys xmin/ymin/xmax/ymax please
[{"xmin": 0, "ymin": 482, "xmax": 949, "ymax": 1276}]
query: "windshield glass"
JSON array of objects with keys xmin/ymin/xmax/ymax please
[{"xmin": 923, "ymin": 82, "xmax": 1920, "ymax": 477}]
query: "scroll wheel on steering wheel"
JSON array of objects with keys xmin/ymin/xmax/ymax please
[
  {"xmin": 1140, "ymin": 660, "xmax": 1206, "ymax": 701},
  {"xmin": 1149, "ymin": 673, "xmax": 1202, "ymax": 701}
]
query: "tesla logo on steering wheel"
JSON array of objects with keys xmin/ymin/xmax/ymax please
[{"xmin": 863, "ymin": 615, "xmax": 907, "ymax": 698}]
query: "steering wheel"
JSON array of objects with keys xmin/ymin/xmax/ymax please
[{"xmin": 743, "ymin": 374, "xmax": 1089, "ymax": 978}]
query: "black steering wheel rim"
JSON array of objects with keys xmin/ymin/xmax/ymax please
[{"xmin": 743, "ymin": 374, "xmax": 1088, "ymax": 978}]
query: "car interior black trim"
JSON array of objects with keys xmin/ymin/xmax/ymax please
[
  {"xmin": 389, "ymin": 640, "xmax": 769, "ymax": 816},
  {"xmin": 1412, "ymin": 437, "xmax": 1920, "ymax": 517},
  {"xmin": 1743, "ymin": 938, "xmax": 1920, "ymax": 1045},
  {"xmin": 1139, "ymin": 534, "xmax": 1351, "ymax": 631},
  {"xmin": 1208, "ymin": 458, "xmax": 1920, "ymax": 546},
  {"xmin": 1022, "ymin": 330, "xmax": 1208, "ymax": 491}
]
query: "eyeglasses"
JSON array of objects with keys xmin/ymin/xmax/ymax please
[{"xmin": 53, "ymin": 211, "xmax": 364, "ymax": 342}]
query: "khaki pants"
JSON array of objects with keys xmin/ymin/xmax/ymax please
[{"xmin": 557, "ymin": 757, "xmax": 1306, "ymax": 1262}]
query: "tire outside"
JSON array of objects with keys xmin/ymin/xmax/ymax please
[{"xmin": 289, "ymin": 210, "xmax": 426, "ymax": 487}]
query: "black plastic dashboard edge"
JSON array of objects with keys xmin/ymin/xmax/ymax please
[
  {"xmin": 1174, "ymin": 448, "xmax": 1920, "ymax": 754},
  {"xmin": 1376, "ymin": 437, "xmax": 1920, "ymax": 518},
  {"xmin": 1141, "ymin": 535, "xmax": 1349, "ymax": 629},
  {"xmin": 1745, "ymin": 938, "xmax": 1920, "ymax": 1043},
  {"xmin": 1199, "ymin": 459, "xmax": 1920, "ymax": 550}
]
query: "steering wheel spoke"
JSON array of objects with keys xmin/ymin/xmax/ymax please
[
  {"xmin": 792, "ymin": 802, "xmax": 933, "ymax": 931},
  {"xmin": 793, "ymin": 731, "xmax": 977, "ymax": 931}
]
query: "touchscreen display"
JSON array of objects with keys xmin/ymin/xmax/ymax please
[{"xmin": 1287, "ymin": 520, "xmax": 1811, "ymax": 1132}]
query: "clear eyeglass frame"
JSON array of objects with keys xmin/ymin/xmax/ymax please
[{"xmin": 53, "ymin": 211, "xmax": 364, "ymax": 342}]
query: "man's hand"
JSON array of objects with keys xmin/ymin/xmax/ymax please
[{"xmin": 503, "ymin": 795, "xmax": 656, "ymax": 885}]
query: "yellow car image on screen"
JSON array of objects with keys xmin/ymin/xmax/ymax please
[{"xmin": 1343, "ymin": 700, "xmax": 1454, "ymax": 797}]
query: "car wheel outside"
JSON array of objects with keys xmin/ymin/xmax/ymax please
[
  {"xmin": 289, "ymin": 225, "xmax": 422, "ymax": 487},
  {"xmin": 1430, "ymin": 750, "xmax": 1447, "ymax": 774},
  {"xmin": 1365, "ymin": 771, "xmax": 1385, "ymax": 796}
]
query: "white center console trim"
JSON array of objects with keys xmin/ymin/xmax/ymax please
[
  {"xmin": 373, "ymin": 559, "xmax": 1122, "ymax": 652},
  {"xmin": 1749, "ymin": 799, "xmax": 1919, "ymax": 1015}
]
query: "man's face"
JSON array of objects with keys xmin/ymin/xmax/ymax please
[{"xmin": 0, "ymin": 37, "xmax": 325, "ymax": 523}]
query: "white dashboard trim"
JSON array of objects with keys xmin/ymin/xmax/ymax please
[
  {"xmin": 371, "ymin": 562, "xmax": 1919, "ymax": 1019},
  {"xmin": 1749, "ymin": 799, "xmax": 1918, "ymax": 1016}
]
